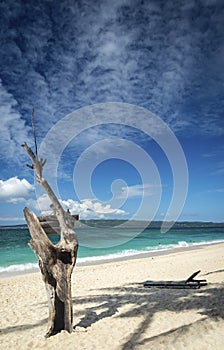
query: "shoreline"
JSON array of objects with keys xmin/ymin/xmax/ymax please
[
  {"xmin": 0, "ymin": 243, "xmax": 224, "ymax": 349},
  {"xmin": 0, "ymin": 240, "xmax": 223, "ymax": 279},
  {"xmin": 77, "ymin": 241, "xmax": 211, "ymax": 266}
]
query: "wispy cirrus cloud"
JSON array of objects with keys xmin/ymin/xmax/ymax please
[
  {"xmin": 0, "ymin": 0, "xmax": 223, "ymax": 209},
  {"xmin": 214, "ymin": 188, "xmax": 224, "ymax": 193},
  {"xmin": 118, "ymin": 183, "xmax": 162, "ymax": 199},
  {"xmin": 0, "ymin": 0, "xmax": 223, "ymax": 225},
  {"xmin": 0, "ymin": 216, "xmax": 25, "ymax": 222},
  {"xmin": 0, "ymin": 79, "xmax": 32, "ymax": 163},
  {"xmin": 0, "ymin": 0, "xmax": 223, "ymax": 159},
  {"xmin": 213, "ymin": 168, "xmax": 224, "ymax": 175}
]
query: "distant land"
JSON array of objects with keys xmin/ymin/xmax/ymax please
[
  {"xmin": 1, "ymin": 220, "xmax": 224, "ymax": 230},
  {"xmin": 78, "ymin": 220, "xmax": 224, "ymax": 229}
]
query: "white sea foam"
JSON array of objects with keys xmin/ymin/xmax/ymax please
[
  {"xmin": 77, "ymin": 241, "xmax": 195, "ymax": 265},
  {"xmin": 192, "ymin": 239, "xmax": 224, "ymax": 246},
  {"xmin": 77, "ymin": 249, "xmax": 144, "ymax": 265},
  {"xmin": 1, "ymin": 239, "xmax": 224, "ymax": 277},
  {"xmin": 0, "ymin": 263, "xmax": 38, "ymax": 277},
  {"xmin": 178, "ymin": 241, "xmax": 190, "ymax": 247},
  {"xmin": 145, "ymin": 241, "xmax": 191, "ymax": 252}
]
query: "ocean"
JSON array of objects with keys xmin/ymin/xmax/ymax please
[{"xmin": 1, "ymin": 225, "xmax": 224, "ymax": 277}]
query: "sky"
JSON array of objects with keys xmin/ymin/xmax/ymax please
[{"xmin": 0, "ymin": 0, "xmax": 223, "ymax": 226}]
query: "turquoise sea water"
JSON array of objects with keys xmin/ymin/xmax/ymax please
[{"xmin": 1, "ymin": 225, "xmax": 224, "ymax": 277}]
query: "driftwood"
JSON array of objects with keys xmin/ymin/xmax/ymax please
[
  {"xmin": 38, "ymin": 214, "xmax": 79, "ymax": 235},
  {"xmin": 22, "ymin": 114, "xmax": 78, "ymax": 337},
  {"xmin": 143, "ymin": 270, "xmax": 207, "ymax": 289}
]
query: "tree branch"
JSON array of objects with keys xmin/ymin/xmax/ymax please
[
  {"xmin": 22, "ymin": 111, "xmax": 79, "ymax": 337},
  {"xmin": 21, "ymin": 112, "xmax": 78, "ymax": 244}
]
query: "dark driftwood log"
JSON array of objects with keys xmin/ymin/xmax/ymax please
[
  {"xmin": 22, "ymin": 140, "xmax": 78, "ymax": 337},
  {"xmin": 143, "ymin": 271, "xmax": 207, "ymax": 289}
]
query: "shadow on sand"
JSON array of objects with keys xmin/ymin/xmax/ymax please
[
  {"xmin": 1, "ymin": 273, "xmax": 223, "ymax": 348},
  {"xmin": 73, "ymin": 276, "xmax": 224, "ymax": 349}
]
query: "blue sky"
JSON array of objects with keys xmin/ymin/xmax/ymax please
[{"xmin": 0, "ymin": 0, "xmax": 223, "ymax": 226}]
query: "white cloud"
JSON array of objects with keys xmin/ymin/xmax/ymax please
[
  {"xmin": 29, "ymin": 194, "xmax": 127, "ymax": 219},
  {"xmin": 0, "ymin": 216, "xmax": 25, "ymax": 222},
  {"xmin": 0, "ymin": 0, "xmax": 223, "ymax": 188},
  {"xmin": 211, "ymin": 161, "xmax": 224, "ymax": 175},
  {"xmin": 0, "ymin": 177, "xmax": 34, "ymax": 203},
  {"xmin": 28, "ymin": 193, "xmax": 52, "ymax": 214},
  {"xmin": 118, "ymin": 183, "xmax": 161, "ymax": 199},
  {"xmin": 206, "ymin": 188, "xmax": 224, "ymax": 193},
  {"xmin": 62, "ymin": 198, "xmax": 127, "ymax": 219},
  {"xmin": 215, "ymin": 189, "xmax": 224, "ymax": 193},
  {"xmin": 0, "ymin": 79, "xmax": 32, "ymax": 163},
  {"xmin": 0, "ymin": 0, "xmax": 223, "ymax": 173},
  {"xmin": 215, "ymin": 169, "xmax": 224, "ymax": 175}
]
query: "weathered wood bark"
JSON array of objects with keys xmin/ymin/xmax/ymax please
[{"xmin": 22, "ymin": 140, "xmax": 78, "ymax": 337}]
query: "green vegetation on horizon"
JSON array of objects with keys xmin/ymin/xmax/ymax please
[{"xmin": 1, "ymin": 220, "xmax": 224, "ymax": 229}]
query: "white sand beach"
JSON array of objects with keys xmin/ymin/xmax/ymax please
[{"xmin": 1, "ymin": 243, "xmax": 224, "ymax": 349}]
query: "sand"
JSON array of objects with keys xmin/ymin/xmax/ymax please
[{"xmin": 0, "ymin": 243, "xmax": 224, "ymax": 350}]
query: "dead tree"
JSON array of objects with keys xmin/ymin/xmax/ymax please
[{"xmin": 22, "ymin": 115, "xmax": 78, "ymax": 337}]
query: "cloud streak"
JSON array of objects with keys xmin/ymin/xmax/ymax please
[
  {"xmin": 0, "ymin": 79, "xmax": 32, "ymax": 163},
  {"xmin": 0, "ymin": 0, "xmax": 223, "ymax": 167},
  {"xmin": 118, "ymin": 183, "xmax": 161, "ymax": 199},
  {"xmin": 0, "ymin": 0, "xmax": 223, "ymax": 225}
]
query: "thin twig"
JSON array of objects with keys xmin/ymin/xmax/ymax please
[{"xmin": 32, "ymin": 108, "xmax": 38, "ymax": 158}]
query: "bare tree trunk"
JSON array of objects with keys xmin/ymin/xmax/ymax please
[{"xmin": 22, "ymin": 140, "xmax": 78, "ymax": 337}]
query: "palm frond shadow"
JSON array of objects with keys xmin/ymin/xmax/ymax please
[
  {"xmin": 0, "ymin": 318, "xmax": 48, "ymax": 336},
  {"xmin": 73, "ymin": 282, "xmax": 224, "ymax": 349}
]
